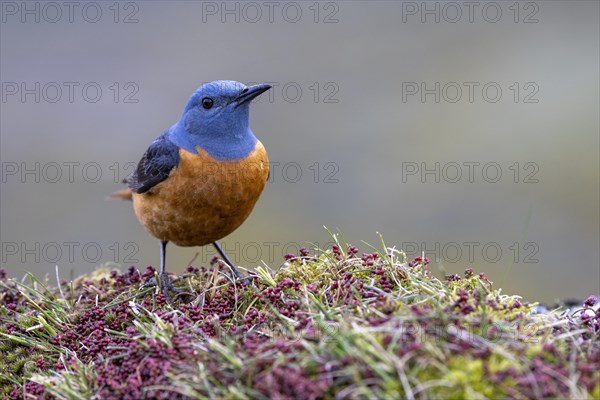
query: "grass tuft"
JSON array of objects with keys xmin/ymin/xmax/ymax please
[{"xmin": 1, "ymin": 239, "xmax": 598, "ymax": 399}]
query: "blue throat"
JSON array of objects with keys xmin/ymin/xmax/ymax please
[{"xmin": 167, "ymin": 122, "xmax": 258, "ymax": 162}]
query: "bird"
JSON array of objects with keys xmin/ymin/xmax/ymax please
[{"xmin": 112, "ymin": 80, "xmax": 271, "ymax": 298}]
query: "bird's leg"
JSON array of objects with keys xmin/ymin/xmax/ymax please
[
  {"xmin": 157, "ymin": 240, "xmax": 181, "ymax": 299},
  {"xmin": 212, "ymin": 241, "xmax": 243, "ymax": 279},
  {"xmin": 159, "ymin": 240, "xmax": 168, "ymax": 275}
]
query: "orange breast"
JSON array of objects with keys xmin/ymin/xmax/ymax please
[{"xmin": 132, "ymin": 142, "xmax": 269, "ymax": 246}]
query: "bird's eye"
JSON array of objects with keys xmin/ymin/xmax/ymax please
[{"xmin": 201, "ymin": 97, "xmax": 214, "ymax": 109}]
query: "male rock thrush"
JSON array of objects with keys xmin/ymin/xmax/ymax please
[{"xmin": 113, "ymin": 80, "xmax": 271, "ymax": 297}]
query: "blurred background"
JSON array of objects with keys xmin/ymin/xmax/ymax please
[{"xmin": 1, "ymin": 1, "xmax": 598, "ymax": 304}]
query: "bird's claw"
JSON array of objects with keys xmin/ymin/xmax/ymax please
[
  {"xmin": 141, "ymin": 272, "xmax": 182, "ymax": 303},
  {"xmin": 160, "ymin": 272, "xmax": 181, "ymax": 293}
]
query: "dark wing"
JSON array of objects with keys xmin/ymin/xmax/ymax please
[{"xmin": 128, "ymin": 132, "xmax": 181, "ymax": 194}]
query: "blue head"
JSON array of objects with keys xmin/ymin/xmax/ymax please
[{"xmin": 168, "ymin": 80, "xmax": 271, "ymax": 161}]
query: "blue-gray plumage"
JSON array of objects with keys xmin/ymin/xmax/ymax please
[
  {"xmin": 127, "ymin": 133, "xmax": 180, "ymax": 194},
  {"xmin": 168, "ymin": 81, "xmax": 267, "ymax": 161}
]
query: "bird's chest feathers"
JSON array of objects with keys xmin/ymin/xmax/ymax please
[{"xmin": 153, "ymin": 144, "xmax": 269, "ymax": 208}]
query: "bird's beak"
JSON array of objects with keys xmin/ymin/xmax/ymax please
[{"xmin": 233, "ymin": 83, "xmax": 272, "ymax": 107}]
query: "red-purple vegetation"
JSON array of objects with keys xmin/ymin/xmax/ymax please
[{"xmin": 1, "ymin": 244, "xmax": 598, "ymax": 399}]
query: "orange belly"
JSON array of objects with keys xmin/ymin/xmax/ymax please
[{"xmin": 132, "ymin": 142, "xmax": 269, "ymax": 246}]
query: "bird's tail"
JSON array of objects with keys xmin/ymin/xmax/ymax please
[{"xmin": 108, "ymin": 188, "xmax": 133, "ymax": 201}]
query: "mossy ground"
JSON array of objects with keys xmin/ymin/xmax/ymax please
[{"xmin": 1, "ymin": 236, "xmax": 598, "ymax": 399}]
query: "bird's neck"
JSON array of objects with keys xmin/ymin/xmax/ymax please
[{"xmin": 168, "ymin": 123, "xmax": 258, "ymax": 162}]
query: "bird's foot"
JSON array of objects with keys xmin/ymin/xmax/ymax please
[
  {"xmin": 214, "ymin": 259, "xmax": 256, "ymax": 284},
  {"xmin": 235, "ymin": 274, "xmax": 257, "ymax": 284},
  {"xmin": 159, "ymin": 272, "xmax": 181, "ymax": 295},
  {"xmin": 141, "ymin": 272, "xmax": 182, "ymax": 303}
]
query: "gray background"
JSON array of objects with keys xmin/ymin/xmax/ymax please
[{"xmin": 1, "ymin": 1, "xmax": 598, "ymax": 303}]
